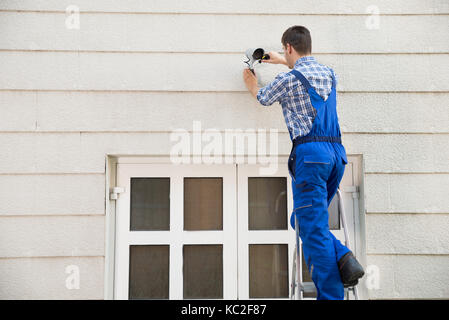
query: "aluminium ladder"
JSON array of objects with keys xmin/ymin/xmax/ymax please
[{"xmin": 290, "ymin": 188, "xmax": 359, "ymax": 300}]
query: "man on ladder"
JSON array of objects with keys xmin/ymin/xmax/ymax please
[{"xmin": 243, "ymin": 25, "xmax": 365, "ymax": 300}]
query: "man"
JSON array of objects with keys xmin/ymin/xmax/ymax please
[{"xmin": 243, "ymin": 26, "xmax": 364, "ymax": 300}]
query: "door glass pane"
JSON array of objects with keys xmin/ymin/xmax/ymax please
[
  {"xmin": 328, "ymin": 194, "xmax": 340, "ymax": 230},
  {"xmin": 130, "ymin": 178, "xmax": 170, "ymax": 231},
  {"xmin": 183, "ymin": 245, "xmax": 223, "ymax": 299},
  {"xmin": 184, "ymin": 178, "xmax": 223, "ymax": 230},
  {"xmin": 248, "ymin": 177, "xmax": 287, "ymax": 230},
  {"xmin": 129, "ymin": 245, "xmax": 169, "ymax": 299},
  {"xmin": 249, "ymin": 244, "xmax": 288, "ymax": 298}
]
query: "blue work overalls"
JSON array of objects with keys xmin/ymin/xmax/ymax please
[{"xmin": 287, "ymin": 69, "xmax": 350, "ymax": 300}]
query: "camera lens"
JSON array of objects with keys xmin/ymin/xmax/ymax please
[{"xmin": 252, "ymin": 48, "xmax": 265, "ymax": 60}]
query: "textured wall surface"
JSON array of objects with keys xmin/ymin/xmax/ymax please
[{"xmin": 0, "ymin": 0, "xmax": 448, "ymax": 299}]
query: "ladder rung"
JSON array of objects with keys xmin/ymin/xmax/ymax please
[{"xmin": 300, "ymin": 282, "xmax": 317, "ymax": 294}]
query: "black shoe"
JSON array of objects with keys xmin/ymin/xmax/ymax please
[{"xmin": 338, "ymin": 251, "xmax": 365, "ymax": 286}]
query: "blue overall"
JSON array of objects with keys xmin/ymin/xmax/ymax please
[{"xmin": 287, "ymin": 69, "xmax": 350, "ymax": 300}]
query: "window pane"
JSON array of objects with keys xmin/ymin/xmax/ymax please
[
  {"xmin": 184, "ymin": 178, "xmax": 223, "ymax": 230},
  {"xmin": 130, "ymin": 178, "xmax": 170, "ymax": 231},
  {"xmin": 129, "ymin": 245, "xmax": 169, "ymax": 299},
  {"xmin": 328, "ymin": 195, "xmax": 340, "ymax": 230},
  {"xmin": 249, "ymin": 244, "xmax": 288, "ymax": 298},
  {"xmin": 183, "ymin": 245, "xmax": 223, "ymax": 299},
  {"xmin": 248, "ymin": 177, "xmax": 287, "ymax": 230}
]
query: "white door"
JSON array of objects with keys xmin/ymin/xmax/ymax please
[
  {"xmin": 114, "ymin": 159, "xmax": 358, "ymax": 299},
  {"xmin": 114, "ymin": 163, "xmax": 237, "ymax": 299}
]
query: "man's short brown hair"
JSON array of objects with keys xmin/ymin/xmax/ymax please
[{"xmin": 281, "ymin": 26, "xmax": 312, "ymax": 55}]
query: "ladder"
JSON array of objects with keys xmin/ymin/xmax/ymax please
[{"xmin": 290, "ymin": 188, "xmax": 359, "ymax": 300}]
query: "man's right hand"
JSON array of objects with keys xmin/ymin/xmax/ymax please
[{"xmin": 261, "ymin": 51, "xmax": 287, "ymax": 66}]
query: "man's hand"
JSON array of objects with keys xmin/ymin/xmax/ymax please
[
  {"xmin": 243, "ymin": 68, "xmax": 259, "ymax": 99},
  {"xmin": 261, "ymin": 51, "xmax": 287, "ymax": 66}
]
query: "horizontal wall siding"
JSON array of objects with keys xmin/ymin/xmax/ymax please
[
  {"xmin": 1, "ymin": 91, "xmax": 449, "ymax": 133},
  {"xmin": 364, "ymin": 174, "xmax": 449, "ymax": 213},
  {"xmin": 1, "ymin": 0, "xmax": 448, "ymax": 299},
  {"xmin": 0, "ymin": 257, "xmax": 104, "ymax": 299},
  {"xmin": 1, "ymin": 52, "xmax": 449, "ymax": 91},
  {"xmin": 1, "ymin": 0, "xmax": 448, "ymax": 14},
  {"xmin": 366, "ymin": 255, "xmax": 449, "ymax": 299},
  {"xmin": 0, "ymin": 174, "xmax": 105, "ymax": 215},
  {"xmin": 0, "ymin": 216, "xmax": 104, "ymax": 257},
  {"xmin": 1, "ymin": 12, "xmax": 448, "ymax": 53},
  {"xmin": 344, "ymin": 134, "xmax": 449, "ymax": 173},
  {"xmin": 366, "ymin": 214, "xmax": 449, "ymax": 254},
  {"xmin": 0, "ymin": 132, "xmax": 448, "ymax": 174}
]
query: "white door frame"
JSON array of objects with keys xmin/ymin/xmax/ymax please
[{"xmin": 110, "ymin": 156, "xmax": 363, "ymax": 299}]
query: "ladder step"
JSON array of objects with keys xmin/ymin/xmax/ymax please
[{"xmin": 300, "ymin": 282, "xmax": 317, "ymax": 294}]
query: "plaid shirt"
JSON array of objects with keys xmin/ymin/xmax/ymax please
[{"xmin": 257, "ymin": 56, "xmax": 336, "ymax": 141}]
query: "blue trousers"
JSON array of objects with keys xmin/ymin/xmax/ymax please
[{"xmin": 289, "ymin": 142, "xmax": 350, "ymax": 300}]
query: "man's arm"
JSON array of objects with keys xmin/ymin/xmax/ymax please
[{"xmin": 243, "ymin": 69, "xmax": 260, "ymax": 99}]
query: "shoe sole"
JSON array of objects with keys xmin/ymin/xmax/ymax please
[{"xmin": 344, "ymin": 281, "xmax": 358, "ymax": 288}]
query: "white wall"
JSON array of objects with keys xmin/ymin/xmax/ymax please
[{"xmin": 0, "ymin": 0, "xmax": 448, "ymax": 299}]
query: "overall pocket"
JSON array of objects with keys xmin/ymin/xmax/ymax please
[
  {"xmin": 303, "ymin": 154, "xmax": 331, "ymax": 165},
  {"xmin": 300, "ymin": 153, "xmax": 333, "ymax": 185}
]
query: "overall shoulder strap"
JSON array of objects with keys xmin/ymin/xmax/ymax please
[{"xmin": 289, "ymin": 69, "xmax": 312, "ymax": 90}]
